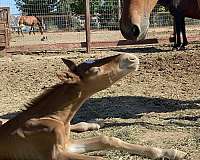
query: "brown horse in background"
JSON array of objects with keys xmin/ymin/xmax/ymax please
[
  {"xmin": 18, "ymin": 16, "xmax": 44, "ymax": 36},
  {"xmin": 120, "ymin": 0, "xmax": 200, "ymax": 49}
]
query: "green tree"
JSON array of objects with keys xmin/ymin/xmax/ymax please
[
  {"xmin": 57, "ymin": 0, "xmax": 84, "ymax": 14},
  {"xmin": 15, "ymin": 0, "xmax": 58, "ymax": 15}
]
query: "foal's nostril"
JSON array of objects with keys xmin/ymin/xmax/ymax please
[
  {"xmin": 126, "ymin": 55, "xmax": 139, "ymax": 64},
  {"xmin": 128, "ymin": 57, "xmax": 136, "ymax": 62},
  {"xmin": 131, "ymin": 25, "xmax": 140, "ymax": 37}
]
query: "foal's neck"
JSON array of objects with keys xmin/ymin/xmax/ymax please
[{"xmin": 0, "ymin": 83, "xmax": 88, "ymax": 133}]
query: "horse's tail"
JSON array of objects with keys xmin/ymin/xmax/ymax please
[
  {"xmin": 35, "ymin": 17, "xmax": 43, "ymax": 28},
  {"xmin": 18, "ymin": 16, "xmax": 22, "ymax": 26},
  {"xmin": 35, "ymin": 16, "xmax": 44, "ymax": 35}
]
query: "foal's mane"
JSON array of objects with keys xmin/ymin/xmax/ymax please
[
  {"xmin": 24, "ymin": 83, "xmax": 64, "ymax": 110},
  {"xmin": 0, "ymin": 82, "xmax": 77, "ymax": 132}
]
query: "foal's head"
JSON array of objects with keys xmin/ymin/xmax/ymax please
[
  {"xmin": 58, "ymin": 53, "xmax": 139, "ymax": 95},
  {"xmin": 120, "ymin": 0, "xmax": 158, "ymax": 40}
]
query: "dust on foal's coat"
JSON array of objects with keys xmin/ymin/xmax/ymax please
[{"xmin": 0, "ymin": 53, "xmax": 186, "ymax": 160}]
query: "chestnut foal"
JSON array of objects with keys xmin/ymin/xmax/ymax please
[{"xmin": 0, "ymin": 54, "xmax": 186, "ymax": 160}]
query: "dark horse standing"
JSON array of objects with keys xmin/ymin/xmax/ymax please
[
  {"xmin": 18, "ymin": 16, "xmax": 44, "ymax": 36},
  {"xmin": 120, "ymin": 0, "xmax": 200, "ymax": 50}
]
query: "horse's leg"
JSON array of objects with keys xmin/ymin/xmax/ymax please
[
  {"xmin": 38, "ymin": 24, "xmax": 43, "ymax": 35},
  {"xmin": 38, "ymin": 23, "xmax": 46, "ymax": 41},
  {"xmin": 169, "ymin": 17, "xmax": 176, "ymax": 43},
  {"xmin": 172, "ymin": 9, "xmax": 183, "ymax": 50},
  {"xmin": 18, "ymin": 23, "xmax": 24, "ymax": 36},
  {"xmin": 70, "ymin": 121, "xmax": 105, "ymax": 132},
  {"xmin": 174, "ymin": 16, "xmax": 181, "ymax": 49},
  {"xmin": 20, "ymin": 26, "xmax": 24, "ymax": 36},
  {"xmin": 180, "ymin": 17, "xmax": 188, "ymax": 48},
  {"xmin": 29, "ymin": 25, "xmax": 34, "ymax": 35},
  {"xmin": 18, "ymin": 22, "xmax": 21, "ymax": 35},
  {"xmin": 32, "ymin": 26, "xmax": 35, "ymax": 35},
  {"xmin": 37, "ymin": 22, "xmax": 45, "ymax": 41},
  {"xmin": 17, "ymin": 26, "xmax": 20, "ymax": 35},
  {"xmin": 67, "ymin": 136, "xmax": 187, "ymax": 159}
]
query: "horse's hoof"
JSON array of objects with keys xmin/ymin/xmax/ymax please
[
  {"xmin": 169, "ymin": 37, "xmax": 175, "ymax": 43},
  {"xmin": 172, "ymin": 46, "xmax": 179, "ymax": 51},
  {"xmin": 162, "ymin": 149, "xmax": 187, "ymax": 160},
  {"xmin": 172, "ymin": 44, "xmax": 182, "ymax": 51},
  {"xmin": 182, "ymin": 41, "xmax": 188, "ymax": 47},
  {"xmin": 179, "ymin": 46, "xmax": 186, "ymax": 51}
]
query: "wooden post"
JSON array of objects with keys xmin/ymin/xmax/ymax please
[
  {"xmin": 0, "ymin": 7, "xmax": 10, "ymax": 49},
  {"xmin": 85, "ymin": 0, "xmax": 91, "ymax": 53},
  {"xmin": 118, "ymin": 0, "xmax": 121, "ymax": 21},
  {"xmin": 6, "ymin": 7, "xmax": 10, "ymax": 48}
]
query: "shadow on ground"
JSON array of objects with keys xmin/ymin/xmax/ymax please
[
  {"xmin": 73, "ymin": 96, "xmax": 199, "ymax": 123},
  {"xmin": 109, "ymin": 44, "xmax": 200, "ymax": 54},
  {"xmin": 110, "ymin": 46, "xmax": 170, "ymax": 54},
  {"xmin": 1, "ymin": 96, "xmax": 199, "ymax": 124}
]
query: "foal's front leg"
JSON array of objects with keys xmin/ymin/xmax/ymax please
[
  {"xmin": 66, "ymin": 136, "xmax": 186, "ymax": 160},
  {"xmin": 23, "ymin": 118, "xmax": 67, "ymax": 159},
  {"xmin": 70, "ymin": 121, "xmax": 105, "ymax": 132}
]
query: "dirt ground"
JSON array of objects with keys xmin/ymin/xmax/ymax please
[
  {"xmin": 0, "ymin": 43, "xmax": 199, "ymax": 159},
  {"xmin": 10, "ymin": 26, "xmax": 199, "ymax": 47},
  {"xmin": 10, "ymin": 30, "xmax": 125, "ymax": 47},
  {"xmin": 9, "ymin": 27, "xmax": 174, "ymax": 47}
]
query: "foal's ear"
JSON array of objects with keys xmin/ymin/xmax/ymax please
[
  {"xmin": 57, "ymin": 71, "xmax": 80, "ymax": 84},
  {"xmin": 61, "ymin": 58, "xmax": 77, "ymax": 72}
]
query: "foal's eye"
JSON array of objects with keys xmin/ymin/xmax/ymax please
[{"xmin": 87, "ymin": 67, "xmax": 101, "ymax": 75}]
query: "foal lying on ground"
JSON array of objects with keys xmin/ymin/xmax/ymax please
[{"xmin": 0, "ymin": 53, "xmax": 186, "ymax": 160}]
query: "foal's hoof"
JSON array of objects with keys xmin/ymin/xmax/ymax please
[{"xmin": 162, "ymin": 149, "xmax": 187, "ymax": 160}]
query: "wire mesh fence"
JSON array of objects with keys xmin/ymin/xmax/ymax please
[{"xmin": 0, "ymin": 0, "xmax": 200, "ymax": 48}]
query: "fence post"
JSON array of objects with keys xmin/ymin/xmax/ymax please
[
  {"xmin": 118, "ymin": 0, "xmax": 121, "ymax": 21},
  {"xmin": 85, "ymin": 0, "xmax": 91, "ymax": 54}
]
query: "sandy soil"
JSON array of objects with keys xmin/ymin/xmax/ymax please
[
  {"xmin": 10, "ymin": 26, "xmax": 200, "ymax": 47},
  {"xmin": 0, "ymin": 43, "xmax": 199, "ymax": 159}
]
